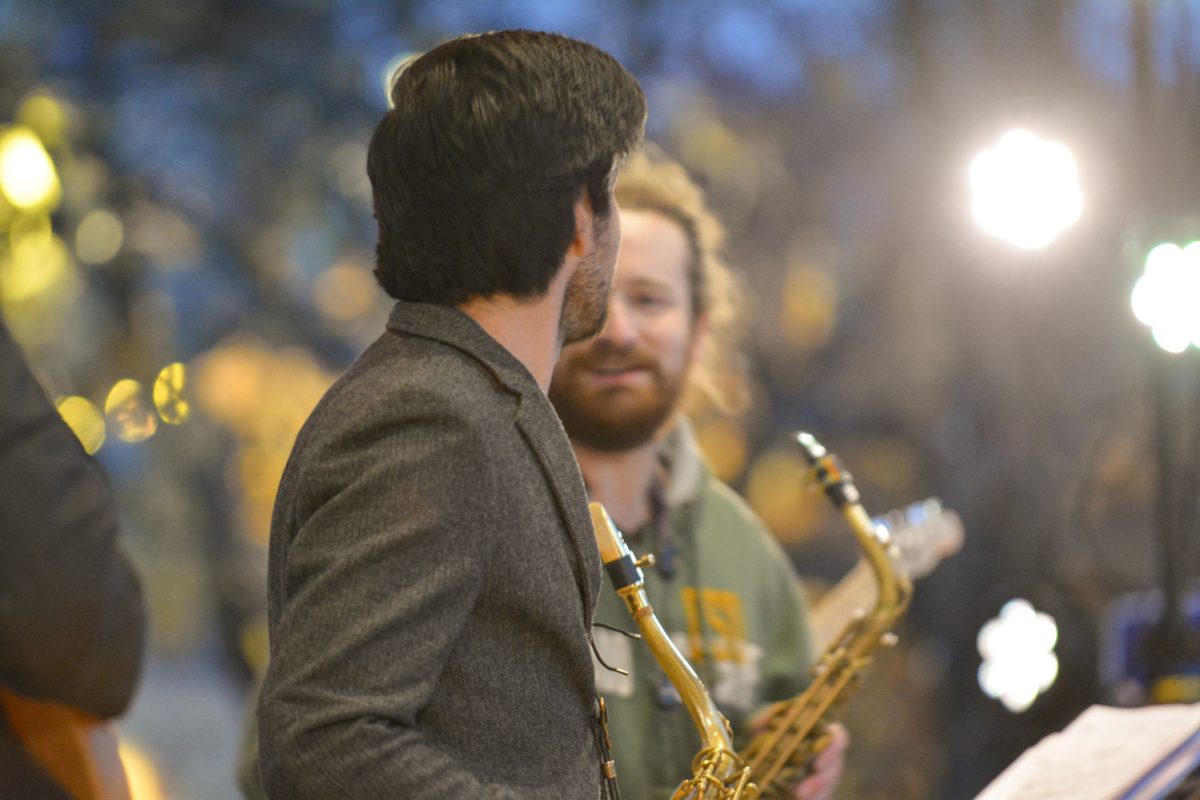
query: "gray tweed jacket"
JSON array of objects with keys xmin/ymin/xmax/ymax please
[{"xmin": 258, "ymin": 301, "xmax": 606, "ymax": 799}]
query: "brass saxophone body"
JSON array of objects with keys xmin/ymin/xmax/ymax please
[
  {"xmin": 589, "ymin": 503, "xmax": 758, "ymax": 800},
  {"xmin": 739, "ymin": 432, "xmax": 913, "ymax": 798}
]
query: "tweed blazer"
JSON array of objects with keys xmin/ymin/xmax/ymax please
[{"xmin": 258, "ymin": 301, "xmax": 606, "ymax": 799}]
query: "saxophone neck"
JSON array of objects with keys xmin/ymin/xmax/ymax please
[
  {"xmin": 589, "ymin": 503, "xmax": 754, "ymax": 799},
  {"xmin": 796, "ymin": 434, "xmax": 913, "ymax": 619},
  {"xmin": 739, "ymin": 434, "xmax": 916, "ymax": 796},
  {"xmin": 843, "ymin": 504, "xmax": 913, "ymax": 619}
]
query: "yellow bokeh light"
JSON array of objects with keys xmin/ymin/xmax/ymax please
[
  {"xmin": 192, "ymin": 342, "xmax": 273, "ymax": 437},
  {"xmin": 694, "ymin": 416, "xmax": 748, "ymax": 483},
  {"xmin": 1, "ymin": 218, "xmax": 72, "ymax": 302},
  {"xmin": 239, "ymin": 444, "xmax": 290, "ymax": 503},
  {"xmin": 781, "ymin": 264, "xmax": 836, "ymax": 351},
  {"xmin": 192, "ymin": 338, "xmax": 337, "ymax": 544},
  {"xmin": 104, "ymin": 379, "xmax": 158, "ymax": 442},
  {"xmin": 153, "ymin": 362, "xmax": 190, "ymax": 424},
  {"xmin": 680, "ymin": 119, "xmax": 741, "ymax": 176},
  {"xmin": 0, "ymin": 126, "xmax": 61, "ymax": 211},
  {"xmin": 127, "ymin": 200, "xmax": 201, "ymax": 269},
  {"xmin": 745, "ymin": 449, "xmax": 830, "ymax": 543},
  {"xmin": 55, "ymin": 395, "xmax": 106, "ymax": 454},
  {"xmin": 853, "ymin": 440, "xmax": 917, "ymax": 496},
  {"xmin": 313, "ymin": 261, "xmax": 378, "ymax": 322},
  {"xmin": 240, "ymin": 617, "xmax": 270, "ymax": 676},
  {"xmin": 117, "ymin": 738, "xmax": 169, "ymax": 800},
  {"xmin": 75, "ymin": 208, "xmax": 125, "ymax": 265},
  {"xmin": 16, "ymin": 92, "xmax": 69, "ymax": 149}
]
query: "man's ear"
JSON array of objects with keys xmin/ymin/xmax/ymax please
[{"xmin": 567, "ymin": 190, "xmax": 595, "ymax": 258}]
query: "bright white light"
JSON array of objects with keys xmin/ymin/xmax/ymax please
[
  {"xmin": 977, "ymin": 598, "xmax": 1060, "ymax": 712},
  {"xmin": 969, "ymin": 129, "xmax": 1083, "ymax": 249},
  {"xmin": 1131, "ymin": 241, "xmax": 1200, "ymax": 353}
]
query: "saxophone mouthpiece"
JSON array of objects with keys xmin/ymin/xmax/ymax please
[
  {"xmin": 794, "ymin": 431, "xmax": 826, "ymax": 463},
  {"xmin": 794, "ymin": 431, "xmax": 860, "ymax": 508},
  {"xmin": 589, "ymin": 502, "xmax": 647, "ymax": 591}
]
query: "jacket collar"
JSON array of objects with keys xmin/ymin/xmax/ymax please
[
  {"xmin": 386, "ymin": 300, "xmax": 538, "ymax": 398},
  {"xmin": 385, "ymin": 300, "xmax": 600, "ymax": 619}
]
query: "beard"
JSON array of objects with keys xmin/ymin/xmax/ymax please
[
  {"xmin": 558, "ymin": 212, "xmax": 618, "ymax": 346},
  {"xmin": 558, "ymin": 256, "xmax": 610, "ymax": 345},
  {"xmin": 549, "ymin": 338, "xmax": 689, "ymax": 453}
]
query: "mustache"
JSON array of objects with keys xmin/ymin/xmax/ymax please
[{"xmin": 567, "ymin": 340, "xmax": 658, "ymax": 373}]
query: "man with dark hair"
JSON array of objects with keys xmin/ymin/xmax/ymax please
[
  {"xmin": 257, "ymin": 31, "xmax": 645, "ymax": 800},
  {"xmin": 549, "ymin": 147, "xmax": 847, "ymax": 800}
]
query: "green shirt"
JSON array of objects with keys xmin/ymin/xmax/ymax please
[{"xmin": 592, "ymin": 420, "xmax": 816, "ymax": 800}]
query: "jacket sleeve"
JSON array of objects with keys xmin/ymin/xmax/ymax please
[
  {"xmin": 0, "ymin": 317, "xmax": 147, "ymax": 718},
  {"xmin": 256, "ymin": 397, "xmax": 523, "ymax": 800}
]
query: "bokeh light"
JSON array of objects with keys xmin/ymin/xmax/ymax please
[
  {"xmin": 118, "ymin": 738, "xmax": 168, "ymax": 800},
  {"xmin": 193, "ymin": 339, "xmax": 336, "ymax": 543},
  {"xmin": 969, "ymin": 129, "xmax": 1082, "ymax": 249},
  {"xmin": 977, "ymin": 598, "xmax": 1060, "ymax": 712},
  {"xmin": 330, "ymin": 141, "xmax": 372, "ymax": 203},
  {"xmin": 780, "ymin": 263, "xmax": 837, "ymax": 351},
  {"xmin": 0, "ymin": 126, "xmax": 61, "ymax": 211},
  {"xmin": 1130, "ymin": 241, "xmax": 1200, "ymax": 353},
  {"xmin": 126, "ymin": 201, "xmax": 202, "ymax": 270},
  {"xmin": 75, "ymin": 208, "xmax": 125, "ymax": 265},
  {"xmin": 55, "ymin": 395, "xmax": 106, "ymax": 454},
  {"xmin": 1, "ymin": 216, "xmax": 73, "ymax": 303},
  {"xmin": 312, "ymin": 260, "xmax": 378, "ymax": 322},
  {"xmin": 153, "ymin": 362, "xmax": 191, "ymax": 425},
  {"xmin": 104, "ymin": 379, "xmax": 159, "ymax": 443},
  {"xmin": 16, "ymin": 92, "xmax": 69, "ymax": 149},
  {"xmin": 745, "ymin": 448, "xmax": 831, "ymax": 543},
  {"xmin": 693, "ymin": 416, "xmax": 748, "ymax": 483}
]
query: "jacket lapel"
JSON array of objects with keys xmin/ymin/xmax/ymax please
[
  {"xmin": 512, "ymin": 391, "xmax": 600, "ymax": 622},
  {"xmin": 385, "ymin": 300, "xmax": 600, "ymax": 623}
]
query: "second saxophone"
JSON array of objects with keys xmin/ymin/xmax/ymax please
[
  {"xmin": 739, "ymin": 432, "xmax": 913, "ymax": 798},
  {"xmin": 590, "ymin": 430, "xmax": 915, "ymax": 800}
]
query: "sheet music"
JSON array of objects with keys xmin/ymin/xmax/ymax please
[{"xmin": 975, "ymin": 703, "xmax": 1200, "ymax": 800}]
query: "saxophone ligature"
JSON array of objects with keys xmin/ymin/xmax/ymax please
[
  {"xmin": 589, "ymin": 503, "xmax": 758, "ymax": 800},
  {"xmin": 738, "ymin": 432, "xmax": 914, "ymax": 799}
]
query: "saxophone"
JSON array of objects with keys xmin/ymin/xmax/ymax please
[
  {"xmin": 738, "ymin": 432, "xmax": 913, "ymax": 798},
  {"xmin": 589, "ymin": 503, "xmax": 758, "ymax": 800}
]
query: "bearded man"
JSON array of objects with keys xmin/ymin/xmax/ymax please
[{"xmin": 549, "ymin": 147, "xmax": 848, "ymax": 800}]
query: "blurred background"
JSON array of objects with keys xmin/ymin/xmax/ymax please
[{"xmin": 3, "ymin": 0, "xmax": 1200, "ymax": 797}]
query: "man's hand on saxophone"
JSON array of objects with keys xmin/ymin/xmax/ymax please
[
  {"xmin": 745, "ymin": 716, "xmax": 849, "ymax": 800},
  {"xmin": 794, "ymin": 723, "xmax": 849, "ymax": 800}
]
